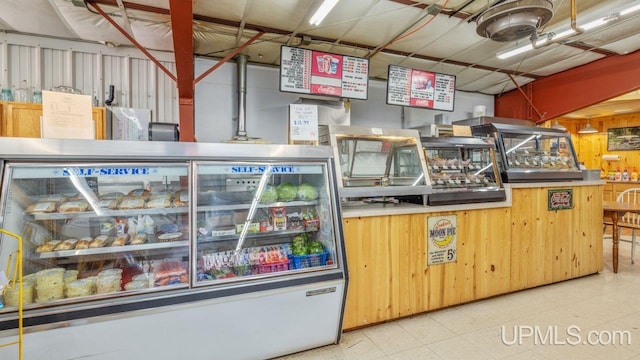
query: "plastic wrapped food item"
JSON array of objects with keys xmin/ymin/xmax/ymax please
[
  {"xmin": 89, "ymin": 235, "xmax": 110, "ymax": 248},
  {"xmin": 3, "ymin": 281, "xmax": 35, "ymax": 306},
  {"xmin": 145, "ymin": 198, "xmax": 171, "ymax": 209},
  {"xmin": 64, "ymin": 270, "xmax": 79, "ymax": 283},
  {"xmin": 36, "ymin": 240, "xmax": 61, "ymax": 253},
  {"xmin": 130, "ymin": 233, "xmax": 147, "ymax": 245},
  {"xmin": 75, "ymin": 237, "xmax": 92, "ymax": 249},
  {"xmin": 35, "ymin": 268, "xmax": 65, "ymax": 303},
  {"xmin": 58, "ymin": 200, "xmax": 89, "ymax": 212},
  {"xmin": 65, "ymin": 279, "xmax": 93, "ymax": 298},
  {"xmin": 126, "ymin": 189, "xmax": 151, "ymax": 200},
  {"xmin": 96, "ymin": 269, "xmax": 123, "ymax": 294},
  {"xmin": 100, "ymin": 192, "xmax": 124, "ymax": 201},
  {"xmin": 124, "ymin": 280, "xmax": 149, "ymax": 291},
  {"xmin": 25, "ymin": 201, "xmax": 57, "ymax": 214},
  {"xmin": 96, "ymin": 275, "xmax": 121, "ymax": 294},
  {"xmin": 111, "ymin": 234, "xmax": 129, "ymax": 246},
  {"xmin": 118, "ymin": 198, "xmax": 146, "ymax": 210},
  {"xmin": 54, "ymin": 239, "xmax": 78, "ymax": 251}
]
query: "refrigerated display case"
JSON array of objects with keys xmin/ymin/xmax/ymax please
[
  {"xmin": 0, "ymin": 138, "xmax": 347, "ymax": 360},
  {"xmin": 319, "ymin": 125, "xmax": 431, "ymax": 200},
  {"xmin": 471, "ymin": 123, "xmax": 583, "ymax": 183},
  {"xmin": 420, "ymin": 137, "xmax": 505, "ymax": 205}
]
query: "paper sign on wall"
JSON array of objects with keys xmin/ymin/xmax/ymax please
[
  {"xmin": 289, "ymin": 104, "xmax": 318, "ymax": 144},
  {"xmin": 42, "ymin": 90, "xmax": 94, "ymax": 139},
  {"xmin": 427, "ymin": 215, "xmax": 457, "ymax": 265}
]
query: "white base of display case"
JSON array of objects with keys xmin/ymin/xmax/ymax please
[{"xmin": 0, "ymin": 280, "xmax": 345, "ymax": 360}]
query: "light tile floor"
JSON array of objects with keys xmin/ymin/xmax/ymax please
[{"xmin": 277, "ymin": 236, "xmax": 640, "ymax": 360}]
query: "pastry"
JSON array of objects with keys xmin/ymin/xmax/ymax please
[
  {"xmin": 36, "ymin": 240, "xmax": 61, "ymax": 253},
  {"xmin": 89, "ymin": 235, "xmax": 110, "ymax": 248},
  {"xmin": 172, "ymin": 190, "xmax": 188, "ymax": 207},
  {"xmin": 111, "ymin": 234, "xmax": 129, "ymax": 247},
  {"xmin": 75, "ymin": 237, "xmax": 92, "ymax": 249},
  {"xmin": 130, "ymin": 233, "xmax": 147, "ymax": 245},
  {"xmin": 54, "ymin": 239, "xmax": 78, "ymax": 251}
]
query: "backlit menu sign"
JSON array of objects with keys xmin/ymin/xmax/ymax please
[
  {"xmin": 386, "ymin": 65, "xmax": 456, "ymax": 111},
  {"xmin": 280, "ymin": 45, "xmax": 369, "ymax": 100}
]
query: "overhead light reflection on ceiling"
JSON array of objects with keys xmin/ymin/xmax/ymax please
[{"xmin": 309, "ymin": 0, "xmax": 339, "ymax": 26}]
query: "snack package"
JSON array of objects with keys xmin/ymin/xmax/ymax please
[{"xmin": 270, "ymin": 207, "xmax": 287, "ymax": 231}]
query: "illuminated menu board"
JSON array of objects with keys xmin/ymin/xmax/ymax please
[
  {"xmin": 386, "ymin": 65, "xmax": 456, "ymax": 111},
  {"xmin": 280, "ymin": 46, "xmax": 369, "ymax": 100}
]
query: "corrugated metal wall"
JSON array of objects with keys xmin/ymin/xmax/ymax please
[{"xmin": 0, "ymin": 33, "xmax": 178, "ymax": 124}]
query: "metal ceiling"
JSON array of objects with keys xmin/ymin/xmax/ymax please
[{"xmin": 1, "ymin": 0, "xmax": 640, "ymax": 111}]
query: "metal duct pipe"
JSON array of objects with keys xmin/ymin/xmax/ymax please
[{"xmin": 234, "ymin": 54, "xmax": 249, "ymax": 140}]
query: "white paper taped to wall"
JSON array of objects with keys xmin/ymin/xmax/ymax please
[{"xmin": 602, "ymin": 154, "xmax": 621, "ymax": 161}]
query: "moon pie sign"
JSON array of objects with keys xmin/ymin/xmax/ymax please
[{"xmin": 427, "ymin": 215, "xmax": 457, "ymax": 265}]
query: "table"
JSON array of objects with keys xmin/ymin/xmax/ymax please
[{"xmin": 603, "ymin": 201, "xmax": 640, "ymax": 273}]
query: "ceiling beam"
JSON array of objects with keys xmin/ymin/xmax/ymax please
[
  {"xmin": 168, "ymin": 0, "xmax": 194, "ymax": 142},
  {"xmin": 495, "ymin": 48, "xmax": 640, "ymax": 122}
]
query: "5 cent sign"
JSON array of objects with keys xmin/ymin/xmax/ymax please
[{"xmin": 427, "ymin": 215, "xmax": 457, "ymax": 265}]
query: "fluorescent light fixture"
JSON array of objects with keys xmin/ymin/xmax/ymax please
[
  {"xmin": 496, "ymin": 29, "xmax": 575, "ymax": 60},
  {"xmin": 620, "ymin": 3, "xmax": 640, "ymax": 16},
  {"xmin": 309, "ymin": 0, "xmax": 339, "ymax": 26},
  {"xmin": 497, "ymin": 44, "xmax": 534, "ymax": 59}
]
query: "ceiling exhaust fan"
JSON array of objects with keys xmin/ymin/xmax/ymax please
[{"xmin": 475, "ymin": 0, "xmax": 554, "ymax": 42}]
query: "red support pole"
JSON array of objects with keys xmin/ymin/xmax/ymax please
[{"xmin": 169, "ymin": 0, "xmax": 195, "ymax": 142}]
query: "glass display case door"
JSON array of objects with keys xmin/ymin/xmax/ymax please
[
  {"xmin": 0, "ymin": 162, "xmax": 190, "ymax": 311},
  {"xmin": 193, "ymin": 162, "xmax": 339, "ymax": 286}
]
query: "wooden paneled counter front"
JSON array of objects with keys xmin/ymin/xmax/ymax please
[{"xmin": 341, "ymin": 181, "xmax": 603, "ymax": 330}]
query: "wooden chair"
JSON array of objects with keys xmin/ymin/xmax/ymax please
[{"xmin": 615, "ymin": 188, "xmax": 640, "ymax": 264}]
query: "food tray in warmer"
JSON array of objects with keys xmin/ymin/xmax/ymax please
[
  {"xmin": 256, "ymin": 261, "xmax": 290, "ymax": 274},
  {"xmin": 289, "ymin": 252, "xmax": 328, "ymax": 269}
]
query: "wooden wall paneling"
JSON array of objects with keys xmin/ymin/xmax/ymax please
[
  {"xmin": 510, "ymin": 188, "xmax": 547, "ymax": 290},
  {"xmin": 471, "ymin": 208, "xmax": 512, "ymax": 299},
  {"xmin": 571, "ymin": 185, "xmax": 604, "ymax": 277},
  {"xmin": 410, "ymin": 214, "xmax": 428, "ymax": 315},
  {"xmin": 545, "ymin": 189, "xmax": 574, "ymax": 283}
]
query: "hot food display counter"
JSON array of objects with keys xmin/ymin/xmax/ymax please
[
  {"xmin": 471, "ymin": 123, "xmax": 583, "ymax": 183},
  {"xmin": 420, "ymin": 136, "xmax": 505, "ymax": 205},
  {"xmin": 0, "ymin": 138, "xmax": 348, "ymax": 360}
]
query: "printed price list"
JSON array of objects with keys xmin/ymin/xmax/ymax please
[
  {"xmin": 280, "ymin": 47, "xmax": 311, "ymax": 93},
  {"xmin": 387, "ymin": 66, "xmax": 412, "ymax": 105}
]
